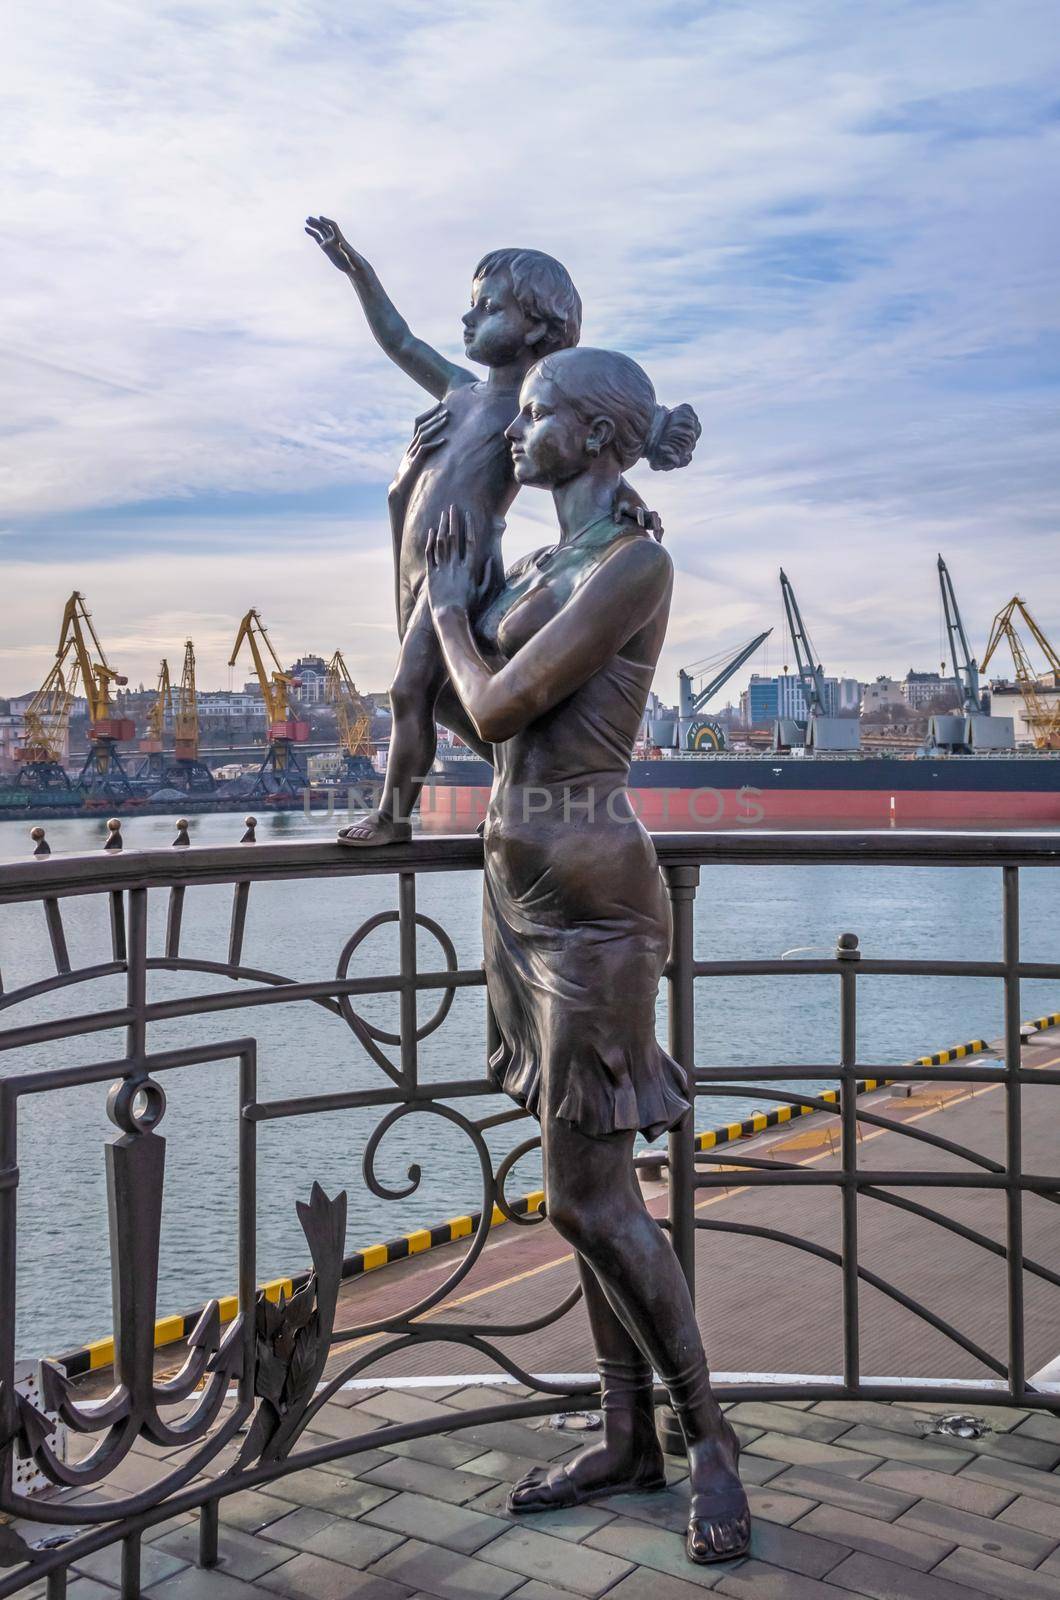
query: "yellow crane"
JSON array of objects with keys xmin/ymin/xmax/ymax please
[
  {"xmin": 20, "ymin": 593, "xmax": 134, "ymax": 799},
  {"xmin": 139, "ymin": 660, "xmax": 172, "ymax": 767},
  {"xmin": 174, "ymin": 640, "xmax": 199, "ymax": 760},
  {"xmin": 229, "ymin": 610, "xmax": 309, "ymax": 793},
  {"xmin": 57, "ymin": 591, "xmax": 135, "ymax": 798},
  {"xmin": 15, "ymin": 645, "xmax": 77, "ymax": 791},
  {"xmin": 171, "ymin": 639, "xmax": 214, "ymax": 792},
  {"xmin": 981, "ymin": 597, "xmax": 1060, "ymax": 750},
  {"xmin": 325, "ymin": 650, "xmax": 374, "ymax": 778}
]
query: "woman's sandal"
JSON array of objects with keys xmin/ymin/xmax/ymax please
[
  {"xmin": 508, "ymin": 1457, "xmax": 667, "ymax": 1514},
  {"xmin": 686, "ymin": 1420, "xmax": 751, "ymax": 1565}
]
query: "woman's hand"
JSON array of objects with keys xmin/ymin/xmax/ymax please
[{"xmin": 426, "ymin": 506, "xmax": 491, "ymax": 615}]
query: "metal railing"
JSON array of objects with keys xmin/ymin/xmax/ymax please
[{"xmin": 0, "ymin": 827, "xmax": 1058, "ymax": 1596}]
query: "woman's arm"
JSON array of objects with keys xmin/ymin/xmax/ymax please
[
  {"xmin": 306, "ymin": 217, "xmax": 473, "ymax": 399},
  {"xmin": 426, "ymin": 509, "xmax": 672, "ymax": 743}
]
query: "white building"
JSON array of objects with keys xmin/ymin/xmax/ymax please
[
  {"xmin": 289, "ymin": 655, "xmax": 328, "ymax": 706},
  {"xmin": 861, "ymin": 676, "xmax": 907, "ymax": 716},
  {"xmin": 903, "ymin": 669, "xmax": 952, "ymax": 709},
  {"xmin": 986, "ymin": 681, "xmax": 1060, "ymax": 746}
]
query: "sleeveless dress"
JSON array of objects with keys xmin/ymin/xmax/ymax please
[{"xmin": 477, "ymin": 534, "xmax": 691, "ymax": 1142}]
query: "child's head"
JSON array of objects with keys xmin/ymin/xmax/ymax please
[{"xmin": 462, "ymin": 249, "xmax": 581, "ymax": 367}]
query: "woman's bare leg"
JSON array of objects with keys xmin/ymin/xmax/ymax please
[
  {"xmin": 539, "ymin": 1115, "xmax": 749, "ymax": 1563},
  {"xmin": 509, "ymin": 1255, "xmax": 664, "ymax": 1509}
]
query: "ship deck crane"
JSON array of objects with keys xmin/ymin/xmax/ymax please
[
  {"xmin": 229, "ymin": 610, "xmax": 309, "ymax": 795},
  {"xmin": 325, "ymin": 651, "xmax": 375, "ymax": 779},
  {"xmin": 777, "ymin": 570, "xmax": 859, "ymax": 751},
  {"xmin": 14, "ymin": 645, "xmax": 77, "ymax": 792},
  {"xmin": 56, "ymin": 592, "xmax": 134, "ymax": 800},
  {"xmin": 937, "ymin": 556, "xmax": 983, "ymax": 716},
  {"xmin": 928, "ymin": 557, "xmax": 1012, "ymax": 752},
  {"xmin": 677, "ymin": 631, "xmax": 772, "ymax": 750},
  {"xmin": 980, "ymin": 598, "xmax": 1060, "ymax": 750}
]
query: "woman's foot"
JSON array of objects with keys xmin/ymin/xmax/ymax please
[
  {"xmin": 509, "ymin": 1416, "xmax": 665, "ymax": 1513},
  {"xmin": 337, "ymin": 814, "xmax": 412, "ymax": 848},
  {"xmin": 685, "ymin": 1420, "xmax": 751, "ymax": 1564}
]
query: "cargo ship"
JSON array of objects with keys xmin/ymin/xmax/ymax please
[{"xmin": 420, "ymin": 749, "xmax": 1060, "ymax": 830}]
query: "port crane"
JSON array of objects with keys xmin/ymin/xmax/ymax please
[
  {"xmin": 14, "ymin": 648, "xmax": 77, "ymax": 792},
  {"xmin": 136, "ymin": 643, "xmax": 215, "ymax": 791},
  {"xmin": 229, "ymin": 610, "xmax": 309, "ymax": 794},
  {"xmin": 980, "ymin": 598, "xmax": 1060, "ymax": 750},
  {"xmin": 325, "ymin": 651, "xmax": 375, "ymax": 779},
  {"xmin": 777, "ymin": 570, "xmax": 859, "ymax": 750},
  {"xmin": 137, "ymin": 659, "xmax": 172, "ymax": 782},
  {"xmin": 65, "ymin": 592, "xmax": 136, "ymax": 799},
  {"xmin": 16, "ymin": 594, "xmax": 133, "ymax": 796},
  {"xmin": 172, "ymin": 639, "xmax": 214, "ymax": 791},
  {"xmin": 677, "ymin": 631, "xmax": 772, "ymax": 749},
  {"xmin": 928, "ymin": 557, "xmax": 1013, "ymax": 752}
]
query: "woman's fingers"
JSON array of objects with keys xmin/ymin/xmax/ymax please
[
  {"xmin": 449, "ymin": 504, "xmax": 475, "ymax": 564},
  {"xmin": 436, "ymin": 505, "xmax": 453, "ymax": 564}
]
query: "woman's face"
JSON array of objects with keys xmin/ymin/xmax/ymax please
[{"xmin": 505, "ymin": 370, "xmax": 593, "ymax": 487}]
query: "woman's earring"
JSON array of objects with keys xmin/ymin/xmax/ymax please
[{"xmin": 586, "ymin": 440, "xmax": 600, "ymax": 457}]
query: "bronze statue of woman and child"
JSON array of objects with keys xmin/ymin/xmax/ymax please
[{"xmin": 306, "ymin": 217, "xmax": 750, "ymax": 1566}]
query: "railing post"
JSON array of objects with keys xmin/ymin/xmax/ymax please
[
  {"xmin": 0, "ymin": 1085, "xmax": 17, "ymax": 1500},
  {"xmin": 837, "ymin": 931, "xmax": 861, "ymax": 1393},
  {"xmin": 1002, "ymin": 865, "xmax": 1024, "ymax": 1399},
  {"xmin": 199, "ymin": 1497, "xmax": 219, "ymax": 1568},
  {"xmin": 659, "ymin": 864, "xmax": 699, "ymax": 1455},
  {"xmin": 398, "ymin": 871, "xmax": 418, "ymax": 1088},
  {"xmin": 665, "ymin": 865, "xmax": 700, "ymax": 1290},
  {"xmin": 121, "ymin": 1530, "xmax": 141, "ymax": 1598}
]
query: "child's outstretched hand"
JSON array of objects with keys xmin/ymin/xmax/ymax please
[{"xmin": 305, "ymin": 216, "xmax": 367, "ymax": 276}]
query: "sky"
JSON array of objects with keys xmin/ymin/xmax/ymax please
[{"xmin": 2, "ymin": 0, "xmax": 1058, "ymax": 703}]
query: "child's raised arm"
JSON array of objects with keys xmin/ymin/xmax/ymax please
[{"xmin": 306, "ymin": 216, "xmax": 472, "ymax": 400}]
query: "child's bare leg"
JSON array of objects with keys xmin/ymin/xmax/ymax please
[{"xmin": 339, "ymin": 595, "xmax": 446, "ymax": 847}]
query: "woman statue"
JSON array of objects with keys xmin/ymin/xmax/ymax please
[{"xmin": 424, "ymin": 346, "xmax": 750, "ymax": 1566}]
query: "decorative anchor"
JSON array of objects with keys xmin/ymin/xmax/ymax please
[{"xmin": 14, "ymin": 1076, "xmax": 244, "ymax": 1489}]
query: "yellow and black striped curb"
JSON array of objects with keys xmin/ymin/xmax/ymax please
[
  {"xmin": 52, "ymin": 1191, "xmax": 545, "ymax": 1379},
  {"xmin": 54, "ymin": 1011, "xmax": 1060, "ymax": 1380},
  {"xmin": 693, "ymin": 1074, "xmax": 889, "ymax": 1152},
  {"xmin": 912, "ymin": 1039, "xmax": 988, "ymax": 1068}
]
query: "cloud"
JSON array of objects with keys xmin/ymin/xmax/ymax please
[{"xmin": 1, "ymin": 0, "xmax": 1058, "ymax": 696}]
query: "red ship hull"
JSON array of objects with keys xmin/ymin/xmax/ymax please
[{"xmin": 420, "ymin": 782, "xmax": 1060, "ymax": 831}]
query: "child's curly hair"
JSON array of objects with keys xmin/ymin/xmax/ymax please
[{"xmin": 474, "ymin": 249, "xmax": 582, "ymax": 356}]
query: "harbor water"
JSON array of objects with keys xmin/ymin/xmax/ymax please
[{"xmin": 2, "ymin": 809, "xmax": 1058, "ymax": 1359}]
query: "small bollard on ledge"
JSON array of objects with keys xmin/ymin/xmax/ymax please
[
  {"xmin": 240, "ymin": 815, "xmax": 257, "ymax": 843},
  {"xmin": 172, "ymin": 818, "xmax": 191, "ymax": 847},
  {"xmin": 30, "ymin": 826, "xmax": 51, "ymax": 857},
  {"xmin": 103, "ymin": 818, "xmax": 123, "ymax": 851}
]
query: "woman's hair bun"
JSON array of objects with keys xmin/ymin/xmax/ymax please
[{"xmin": 645, "ymin": 401, "xmax": 702, "ymax": 472}]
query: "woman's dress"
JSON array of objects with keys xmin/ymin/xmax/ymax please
[{"xmin": 477, "ymin": 532, "xmax": 690, "ymax": 1142}]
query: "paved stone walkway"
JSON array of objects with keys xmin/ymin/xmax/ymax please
[{"xmin": 11, "ymin": 1390, "xmax": 1060, "ymax": 1599}]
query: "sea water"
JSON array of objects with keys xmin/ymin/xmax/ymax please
[{"xmin": 1, "ymin": 810, "xmax": 1057, "ymax": 1357}]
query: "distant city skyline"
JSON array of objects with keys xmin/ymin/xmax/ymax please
[{"xmin": 2, "ymin": 1, "xmax": 1058, "ymax": 699}]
